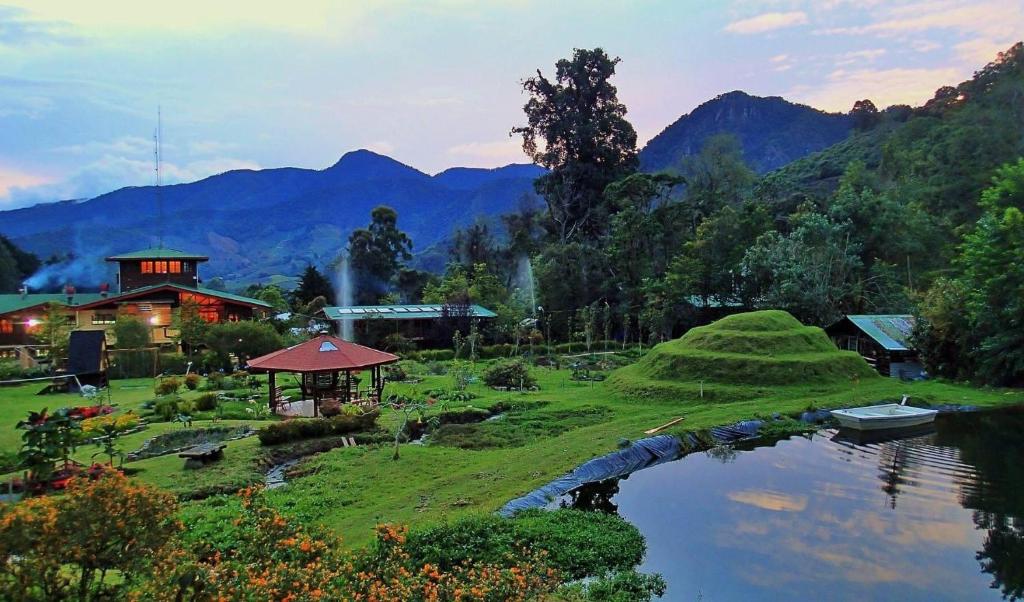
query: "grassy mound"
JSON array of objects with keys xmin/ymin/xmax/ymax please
[{"xmin": 611, "ymin": 310, "xmax": 878, "ymax": 402}]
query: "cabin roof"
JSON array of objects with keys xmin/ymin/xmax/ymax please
[
  {"xmin": 0, "ymin": 293, "xmax": 107, "ymax": 316},
  {"xmin": 834, "ymin": 314, "xmax": 916, "ymax": 351},
  {"xmin": 248, "ymin": 334, "xmax": 398, "ymax": 372},
  {"xmin": 320, "ymin": 303, "xmax": 498, "ymax": 321},
  {"xmin": 73, "ymin": 283, "xmax": 272, "ymax": 310},
  {"xmin": 105, "ymin": 247, "xmax": 209, "ymax": 261}
]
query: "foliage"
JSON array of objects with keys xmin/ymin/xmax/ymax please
[
  {"xmin": 134, "ymin": 488, "xmax": 558, "ymax": 601},
  {"xmin": 954, "ymin": 159, "xmax": 1024, "ymax": 384},
  {"xmin": 0, "ymin": 235, "xmax": 40, "ymax": 293},
  {"xmin": 173, "ymin": 299, "xmax": 208, "ymax": 356},
  {"xmin": 154, "ymin": 376, "xmax": 181, "ymax": 396},
  {"xmin": 35, "ymin": 302, "xmax": 71, "ymax": 365},
  {"xmin": 0, "ymin": 469, "xmax": 180, "ymax": 601},
  {"xmin": 292, "ymin": 264, "xmax": 335, "ymax": 307},
  {"xmin": 16, "ymin": 408, "xmax": 80, "ymax": 484},
  {"xmin": 193, "ymin": 392, "xmax": 219, "ymax": 412},
  {"xmin": 204, "ymin": 320, "xmax": 284, "ymax": 365},
  {"xmin": 183, "ymin": 372, "xmax": 201, "ymax": 390},
  {"xmin": 346, "ymin": 205, "xmax": 414, "ymax": 305},
  {"xmin": 913, "ymin": 278, "xmax": 974, "ymax": 380},
  {"xmin": 513, "ymin": 47, "xmax": 638, "ymax": 242},
  {"xmin": 405, "ymin": 509, "xmax": 647, "ymax": 581},
  {"xmin": 114, "ymin": 315, "xmax": 151, "ymax": 349},
  {"xmin": 256, "ymin": 408, "xmax": 379, "ymax": 445},
  {"xmin": 482, "ymin": 359, "xmax": 536, "ymax": 389},
  {"xmin": 430, "ymin": 405, "xmax": 611, "ymax": 450},
  {"xmin": 557, "ymin": 570, "xmax": 668, "ymax": 601}
]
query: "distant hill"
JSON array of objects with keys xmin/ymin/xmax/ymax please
[
  {"xmin": 639, "ymin": 91, "xmax": 853, "ymax": 173},
  {"xmin": 0, "ymin": 150, "xmax": 543, "ymax": 289},
  {"xmin": 760, "ymin": 42, "xmax": 1024, "ymax": 224}
]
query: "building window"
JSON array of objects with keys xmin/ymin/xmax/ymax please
[
  {"xmin": 92, "ymin": 314, "xmax": 116, "ymax": 325},
  {"xmin": 182, "ymin": 262, "xmax": 192, "ymax": 273},
  {"xmin": 0, "ymin": 319, "xmax": 12, "ymax": 334},
  {"xmin": 141, "ymin": 261, "xmax": 154, "ymax": 274},
  {"xmin": 168, "ymin": 260, "xmax": 181, "ymax": 274},
  {"xmin": 154, "ymin": 261, "xmax": 169, "ymax": 274}
]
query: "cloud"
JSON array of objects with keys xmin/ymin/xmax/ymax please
[
  {"xmin": 0, "ymin": 164, "xmax": 51, "ymax": 203},
  {"xmin": 446, "ymin": 139, "xmax": 524, "ymax": 166},
  {"xmin": 788, "ymin": 66, "xmax": 960, "ymax": 112},
  {"xmin": 814, "ymin": 0, "xmax": 1022, "ymax": 40},
  {"xmin": 724, "ymin": 11, "xmax": 808, "ymax": 34},
  {"xmin": 1, "ymin": 153, "xmax": 260, "ymax": 208},
  {"xmin": 363, "ymin": 140, "xmax": 396, "ymax": 155},
  {"xmin": 0, "ymin": 5, "xmax": 80, "ymax": 46},
  {"xmin": 727, "ymin": 489, "xmax": 808, "ymax": 512}
]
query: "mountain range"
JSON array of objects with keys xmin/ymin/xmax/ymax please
[{"xmin": 0, "ymin": 91, "xmax": 859, "ymax": 289}]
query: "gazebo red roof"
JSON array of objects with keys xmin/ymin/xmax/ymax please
[{"xmin": 247, "ymin": 335, "xmax": 399, "ymax": 372}]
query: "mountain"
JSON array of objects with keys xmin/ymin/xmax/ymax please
[
  {"xmin": 761, "ymin": 42, "xmax": 1024, "ymax": 225},
  {"xmin": 639, "ymin": 91, "xmax": 853, "ymax": 173},
  {"xmin": 0, "ymin": 150, "xmax": 543, "ymax": 289}
]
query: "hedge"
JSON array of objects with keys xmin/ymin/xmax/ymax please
[{"xmin": 257, "ymin": 409, "xmax": 380, "ymax": 445}]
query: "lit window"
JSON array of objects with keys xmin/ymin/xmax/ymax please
[
  {"xmin": 168, "ymin": 261, "xmax": 181, "ymax": 274},
  {"xmin": 141, "ymin": 261, "xmax": 154, "ymax": 274},
  {"xmin": 0, "ymin": 320, "xmax": 12, "ymax": 334},
  {"xmin": 154, "ymin": 261, "xmax": 169, "ymax": 274},
  {"xmin": 92, "ymin": 314, "xmax": 116, "ymax": 325}
]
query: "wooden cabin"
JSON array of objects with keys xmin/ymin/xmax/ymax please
[
  {"xmin": 0, "ymin": 247, "xmax": 271, "ymax": 356},
  {"xmin": 826, "ymin": 315, "xmax": 925, "ymax": 379},
  {"xmin": 320, "ymin": 303, "xmax": 497, "ymax": 347}
]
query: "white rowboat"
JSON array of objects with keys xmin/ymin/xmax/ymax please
[{"xmin": 830, "ymin": 403, "xmax": 938, "ymax": 431}]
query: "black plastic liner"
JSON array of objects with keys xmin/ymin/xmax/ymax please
[
  {"xmin": 499, "ymin": 435, "xmax": 681, "ymax": 516},
  {"xmin": 709, "ymin": 420, "xmax": 763, "ymax": 443}
]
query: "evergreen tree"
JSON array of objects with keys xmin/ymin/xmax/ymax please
[{"xmin": 293, "ymin": 265, "xmax": 335, "ymax": 308}]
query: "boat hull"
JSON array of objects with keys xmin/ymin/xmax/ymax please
[{"xmin": 830, "ymin": 404, "xmax": 938, "ymax": 431}]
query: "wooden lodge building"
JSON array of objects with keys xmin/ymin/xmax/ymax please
[
  {"xmin": 0, "ymin": 247, "xmax": 271, "ymax": 360},
  {"xmin": 319, "ymin": 303, "xmax": 497, "ymax": 347},
  {"xmin": 825, "ymin": 314, "xmax": 925, "ymax": 379}
]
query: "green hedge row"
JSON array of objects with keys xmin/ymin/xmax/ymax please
[{"xmin": 256, "ymin": 410, "xmax": 379, "ymax": 445}]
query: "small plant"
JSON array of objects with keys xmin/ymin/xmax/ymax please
[
  {"xmin": 183, "ymin": 373, "xmax": 201, "ymax": 390},
  {"xmin": 154, "ymin": 376, "xmax": 181, "ymax": 396},
  {"xmin": 386, "ymin": 394, "xmax": 441, "ymax": 460},
  {"xmin": 193, "ymin": 392, "xmax": 219, "ymax": 412},
  {"xmin": 153, "ymin": 397, "xmax": 182, "ymax": 422},
  {"xmin": 483, "ymin": 359, "xmax": 537, "ymax": 390},
  {"xmin": 450, "ymin": 360, "xmax": 472, "ymax": 392},
  {"xmin": 384, "ymin": 364, "xmax": 407, "ymax": 383},
  {"xmin": 91, "ymin": 423, "xmax": 124, "ymax": 467}
]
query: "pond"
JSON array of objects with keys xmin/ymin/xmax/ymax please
[{"xmin": 554, "ymin": 408, "xmax": 1024, "ymax": 601}]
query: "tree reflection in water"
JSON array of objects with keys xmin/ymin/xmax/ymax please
[
  {"xmin": 560, "ymin": 478, "xmax": 622, "ymax": 514},
  {"xmin": 936, "ymin": 409, "xmax": 1024, "ymax": 601}
]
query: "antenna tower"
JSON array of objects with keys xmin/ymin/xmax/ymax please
[{"xmin": 154, "ymin": 106, "xmax": 164, "ymax": 248}]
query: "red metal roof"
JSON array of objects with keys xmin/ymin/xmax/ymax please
[{"xmin": 247, "ymin": 334, "xmax": 399, "ymax": 372}]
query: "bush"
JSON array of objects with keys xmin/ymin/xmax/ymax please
[
  {"xmin": 193, "ymin": 392, "xmax": 219, "ymax": 412},
  {"xmin": 383, "ymin": 364, "xmax": 407, "ymax": 382},
  {"xmin": 0, "ymin": 360, "xmax": 49, "ymax": 381},
  {"xmin": 0, "ymin": 469, "xmax": 180, "ymax": 601},
  {"xmin": 483, "ymin": 360, "xmax": 537, "ymax": 389},
  {"xmin": 183, "ymin": 373, "xmax": 201, "ymax": 390},
  {"xmin": 153, "ymin": 396, "xmax": 183, "ymax": 421},
  {"xmin": 412, "ymin": 349, "xmax": 455, "ymax": 362},
  {"xmin": 159, "ymin": 353, "xmax": 189, "ymax": 375},
  {"xmin": 405, "ymin": 509, "xmax": 646, "ymax": 580},
  {"xmin": 256, "ymin": 409, "xmax": 379, "ymax": 445},
  {"xmin": 154, "ymin": 376, "xmax": 181, "ymax": 395}
]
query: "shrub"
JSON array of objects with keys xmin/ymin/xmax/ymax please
[
  {"xmin": 405, "ymin": 509, "xmax": 645, "ymax": 581},
  {"xmin": 154, "ymin": 376, "xmax": 181, "ymax": 396},
  {"xmin": 0, "ymin": 360, "xmax": 49, "ymax": 380},
  {"xmin": 153, "ymin": 396, "xmax": 182, "ymax": 421},
  {"xmin": 80, "ymin": 411, "xmax": 140, "ymax": 435},
  {"xmin": 383, "ymin": 364, "xmax": 407, "ymax": 382},
  {"xmin": 183, "ymin": 373, "xmax": 201, "ymax": 390},
  {"xmin": 256, "ymin": 409, "xmax": 380, "ymax": 445},
  {"xmin": 136, "ymin": 489, "xmax": 557, "ymax": 601},
  {"xmin": 0, "ymin": 469, "xmax": 180, "ymax": 601},
  {"xmin": 193, "ymin": 392, "xmax": 219, "ymax": 412},
  {"xmin": 159, "ymin": 353, "xmax": 189, "ymax": 375},
  {"xmin": 483, "ymin": 360, "xmax": 537, "ymax": 389}
]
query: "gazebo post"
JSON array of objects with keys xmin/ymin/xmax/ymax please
[
  {"xmin": 268, "ymin": 370, "xmax": 277, "ymax": 412},
  {"xmin": 345, "ymin": 370, "xmax": 351, "ymax": 404}
]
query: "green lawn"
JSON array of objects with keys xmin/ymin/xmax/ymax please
[{"xmin": 4, "ymin": 359, "xmax": 1023, "ymax": 550}]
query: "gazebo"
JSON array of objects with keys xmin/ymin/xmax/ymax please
[{"xmin": 247, "ymin": 334, "xmax": 399, "ymax": 417}]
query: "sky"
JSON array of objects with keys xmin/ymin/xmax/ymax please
[{"xmin": 0, "ymin": 0, "xmax": 1021, "ymax": 209}]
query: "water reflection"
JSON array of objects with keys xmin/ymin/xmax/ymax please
[{"xmin": 555, "ymin": 408, "xmax": 1024, "ymax": 601}]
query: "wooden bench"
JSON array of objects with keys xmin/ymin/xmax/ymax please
[{"xmin": 179, "ymin": 443, "xmax": 226, "ymax": 469}]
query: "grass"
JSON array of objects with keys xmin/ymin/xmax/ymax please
[
  {"xmin": 4, "ymin": 312, "xmax": 1024, "ymax": 551},
  {"xmin": 610, "ymin": 309, "xmax": 878, "ymax": 396}
]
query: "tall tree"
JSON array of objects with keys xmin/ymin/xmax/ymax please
[
  {"xmin": 512, "ymin": 47, "xmax": 638, "ymax": 242},
  {"xmin": 679, "ymin": 134, "xmax": 756, "ymax": 232},
  {"xmin": 346, "ymin": 205, "xmax": 413, "ymax": 305},
  {"xmin": 292, "ymin": 265, "xmax": 335, "ymax": 308}
]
